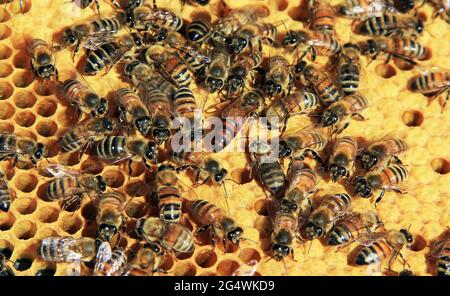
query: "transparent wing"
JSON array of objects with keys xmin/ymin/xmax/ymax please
[
  {"xmin": 356, "ymin": 232, "xmax": 387, "ymax": 246},
  {"xmin": 46, "ymin": 163, "xmax": 80, "ymax": 178},
  {"xmin": 94, "ymin": 242, "xmax": 112, "ymax": 273},
  {"xmin": 232, "ymin": 259, "xmax": 259, "ymax": 276},
  {"xmin": 82, "ymin": 33, "xmax": 117, "ymax": 51},
  {"xmin": 0, "ymin": 133, "xmax": 20, "ymax": 155},
  {"xmin": 430, "ymin": 239, "xmax": 450, "ymax": 258}
]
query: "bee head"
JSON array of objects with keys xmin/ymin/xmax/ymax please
[
  {"xmin": 337, "ymin": 4, "xmax": 348, "ymax": 15},
  {"xmin": 151, "ymin": 29, "xmax": 168, "ymax": 43},
  {"xmin": 400, "ymin": 229, "xmax": 414, "ymax": 247},
  {"xmin": 213, "ymin": 168, "xmax": 228, "ymax": 183},
  {"xmin": 135, "ymin": 116, "xmax": 151, "ymax": 135},
  {"xmin": 329, "ymin": 163, "xmax": 347, "ymax": 182},
  {"xmin": 265, "ymin": 80, "xmax": 282, "ymax": 97},
  {"xmin": 63, "ymin": 28, "xmax": 77, "ymax": 45},
  {"xmin": 37, "ymin": 64, "xmax": 55, "ymax": 80},
  {"xmin": 125, "ymin": 60, "xmax": 141, "ymax": 77},
  {"xmin": 206, "ymin": 77, "xmax": 224, "ymax": 93},
  {"xmin": 305, "ymin": 222, "xmax": 324, "ymax": 240},
  {"xmin": 272, "ymin": 243, "xmax": 290, "ymax": 260},
  {"xmin": 143, "ymin": 242, "xmax": 162, "ymax": 255},
  {"xmin": 416, "ymin": 19, "xmax": 424, "ymax": 34},
  {"xmin": 102, "ymin": 119, "xmax": 114, "ymax": 132},
  {"xmin": 32, "ymin": 143, "xmax": 45, "ymax": 164},
  {"xmin": 278, "ymin": 140, "xmax": 292, "ymax": 158},
  {"xmin": 394, "ymin": 0, "xmax": 415, "ymax": 13},
  {"xmin": 282, "ymin": 31, "xmax": 298, "ymax": 47},
  {"xmin": 360, "ymin": 39, "xmax": 378, "ymax": 56},
  {"xmin": 360, "ymin": 152, "xmax": 377, "ymax": 171},
  {"xmin": 355, "ymin": 176, "xmax": 372, "ymax": 198},
  {"xmin": 295, "ymin": 60, "xmax": 307, "ymax": 74},
  {"xmin": 227, "ymin": 37, "xmax": 247, "ymax": 54},
  {"xmin": 280, "ymin": 198, "xmax": 298, "ymax": 212},
  {"xmin": 187, "ymin": 30, "xmax": 202, "ymax": 42},
  {"xmin": 124, "ymin": 7, "xmax": 135, "ymax": 27},
  {"xmin": 227, "ymin": 227, "xmax": 243, "ymax": 245},
  {"xmin": 320, "ymin": 110, "xmax": 339, "ymax": 127},
  {"xmin": 152, "ymin": 128, "xmax": 170, "ymax": 142},
  {"xmin": 98, "ymin": 224, "xmax": 117, "ymax": 242},
  {"xmin": 96, "ymin": 176, "xmax": 107, "ymax": 192},
  {"xmin": 227, "ymin": 75, "xmax": 244, "ymax": 94},
  {"xmin": 96, "ymin": 98, "xmax": 108, "ymax": 116},
  {"xmin": 144, "ymin": 142, "xmax": 157, "ymax": 160}
]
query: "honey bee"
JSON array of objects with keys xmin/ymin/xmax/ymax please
[
  {"xmin": 186, "ymin": 19, "xmax": 212, "ymax": 44},
  {"xmin": 270, "ymin": 208, "xmax": 298, "ymax": 261},
  {"xmin": 280, "ymin": 160, "xmax": 318, "ymax": 214},
  {"xmin": 295, "ymin": 60, "xmax": 343, "ymax": 106},
  {"xmin": 336, "ymin": 0, "xmax": 417, "ymax": 18},
  {"xmin": 309, "ymin": 0, "xmax": 336, "ymax": 33},
  {"xmin": 94, "ymin": 242, "xmax": 128, "ymax": 276},
  {"xmin": 430, "ymin": 232, "xmax": 450, "ymax": 276},
  {"xmin": 38, "ymin": 236, "xmax": 98, "ymax": 262},
  {"xmin": 0, "ymin": 173, "xmax": 12, "ymax": 212},
  {"xmin": 358, "ymin": 137, "xmax": 408, "ymax": 171},
  {"xmin": 28, "ymin": 39, "xmax": 58, "ymax": 80},
  {"xmin": 61, "ymin": 79, "xmax": 109, "ymax": 118},
  {"xmin": 188, "ymin": 199, "xmax": 244, "ymax": 247},
  {"xmin": 264, "ymin": 56, "xmax": 294, "ymax": 97},
  {"xmin": 0, "ymin": 133, "xmax": 45, "ymax": 166},
  {"xmin": 305, "ymin": 193, "xmax": 353, "ymax": 240},
  {"xmin": 326, "ymin": 136, "xmax": 358, "ymax": 182},
  {"xmin": 320, "ymin": 93, "xmax": 369, "ymax": 134},
  {"xmin": 96, "ymin": 191, "xmax": 126, "ymax": 242},
  {"xmin": 408, "ymin": 68, "xmax": 450, "ymax": 112},
  {"xmin": 125, "ymin": 243, "xmax": 164, "ymax": 276},
  {"xmin": 46, "ymin": 164, "xmax": 106, "ymax": 211},
  {"xmin": 326, "ymin": 210, "xmax": 382, "ymax": 246},
  {"xmin": 283, "ymin": 30, "xmax": 341, "ymax": 61},
  {"xmin": 354, "ymin": 164, "xmax": 408, "ymax": 203},
  {"xmin": 227, "ymin": 23, "xmax": 278, "ymax": 54},
  {"xmin": 91, "ymin": 135, "xmax": 157, "ymax": 174},
  {"xmin": 115, "ymin": 88, "xmax": 151, "ymax": 136},
  {"xmin": 173, "ymin": 87, "xmax": 204, "ymax": 141},
  {"xmin": 126, "ymin": 6, "xmax": 183, "ymax": 31},
  {"xmin": 227, "ymin": 51, "xmax": 263, "ymax": 95},
  {"xmin": 153, "ymin": 164, "xmax": 183, "ymax": 224},
  {"xmin": 136, "ymin": 217, "xmax": 195, "ymax": 253},
  {"xmin": 354, "ymin": 228, "xmax": 414, "ymax": 269},
  {"xmin": 354, "ymin": 13, "xmax": 423, "ymax": 36},
  {"xmin": 358, "ymin": 36, "xmax": 430, "ymax": 64},
  {"xmin": 430, "ymin": 0, "xmax": 450, "ymax": 24},
  {"xmin": 0, "ymin": 253, "xmax": 13, "ymax": 276},
  {"xmin": 59, "ymin": 117, "xmax": 115, "ymax": 153},
  {"xmin": 205, "ymin": 45, "xmax": 230, "ymax": 93},
  {"xmin": 337, "ymin": 43, "xmax": 362, "ymax": 95},
  {"xmin": 220, "ymin": 88, "xmax": 265, "ymax": 117},
  {"xmin": 278, "ymin": 130, "xmax": 327, "ymax": 163}
]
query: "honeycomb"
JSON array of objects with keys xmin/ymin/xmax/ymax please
[{"xmin": 0, "ymin": 0, "xmax": 449, "ymax": 276}]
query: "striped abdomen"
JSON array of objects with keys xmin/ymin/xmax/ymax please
[
  {"xmin": 378, "ymin": 164, "xmax": 408, "ymax": 186},
  {"xmin": 143, "ymin": 89, "xmax": 172, "ymax": 120},
  {"xmin": 435, "ymin": 239, "xmax": 450, "ymax": 276},
  {"xmin": 341, "ymin": 93, "xmax": 369, "ymax": 114},
  {"xmin": 91, "ymin": 16, "xmax": 123, "ymax": 34},
  {"xmin": 173, "ymin": 87, "xmax": 197, "ymax": 122},
  {"xmin": 95, "ymin": 248, "xmax": 128, "ymax": 276},
  {"xmin": 287, "ymin": 161, "xmax": 318, "ymax": 195},
  {"xmin": 355, "ymin": 239, "xmax": 392, "ymax": 265},
  {"xmin": 165, "ymin": 56, "xmax": 191, "ymax": 87},
  {"xmin": 187, "ymin": 19, "xmax": 212, "ymax": 43},
  {"xmin": 0, "ymin": 178, "xmax": 11, "ymax": 212},
  {"xmin": 387, "ymin": 37, "xmax": 429, "ymax": 60},
  {"xmin": 313, "ymin": 72, "xmax": 343, "ymax": 106},
  {"xmin": 259, "ymin": 161, "xmax": 286, "ymax": 197},
  {"xmin": 92, "ymin": 136, "xmax": 127, "ymax": 159},
  {"xmin": 116, "ymin": 88, "xmax": 149, "ymax": 126},
  {"xmin": 189, "ymin": 199, "xmax": 223, "ymax": 226},
  {"xmin": 266, "ymin": 91, "xmax": 319, "ymax": 122},
  {"xmin": 310, "ymin": 1, "xmax": 336, "ymax": 32},
  {"xmin": 39, "ymin": 237, "xmax": 75, "ymax": 262},
  {"xmin": 207, "ymin": 118, "xmax": 244, "ymax": 152},
  {"xmin": 158, "ymin": 186, "xmax": 182, "ymax": 223},
  {"xmin": 152, "ymin": 9, "xmax": 183, "ymax": 31},
  {"xmin": 327, "ymin": 211, "xmax": 380, "ymax": 246},
  {"xmin": 356, "ymin": 14, "xmax": 400, "ymax": 36},
  {"xmin": 84, "ymin": 41, "xmax": 122, "ymax": 75},
  {"xmin": 286, "ymin": 132, "xmax": 327, "ymax": 156},
  {"xmin": 47, "ymin": 176, "xmax": 81, "ymax": 201},
  {"xmin": 308, "ymin": 31, "xmax": 341, "ymax": 56},
  {"xmin": 162, "ymin": 223, "xmax": 194, "ymax": 253},
  {"xmin": 321, "ymin": 193, "xmax": 352, "ymax": 217},
  {"xmin": 331, "ymin": 136, "xmax": 358, "ymax": 167},
  {"xmin": 273, "ymin": 211, "xmax": 298, "ymax": 235},
  {"xmin": 409, "ymin": 71, "xmax": 450, "ymax": 94},
  {"xmin": 62, "ymin": 79, "xmax": 99, "ymax": 114},
  {"xmin": 338, "ymin": 58, "xmax": 360, "ymax": 95},
  {"xmin": 59, "ymin": 129, "xmax": 86, "ymax": 152}
]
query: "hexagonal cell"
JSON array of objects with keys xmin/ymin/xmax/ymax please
[
  {"xmin": 0, "ymin": 44, "xmax": 12, "ymax": 60},
  {"xmin": 287, "ymin": 1, "xmax": 309, "ymax": 21},
  {"xmin": 239, "ymin": 248, "xmax": 261, "ymax": 264},
  {"xmin": 216, "ymin": 259, "xmax": 240, "ymax": 276},
  {"xmin": 57, "ymin": 152, "xmax": 80, "ymax": 167},
  {"xmin": 199, "ymin": 271, "xmax": 218, "ymax": 276},
  {"xmin": 0, "ymin": 81, "xmax": 13, "ymax": 99},
  {"xmin": 12, "ymin": 51, "xmax": 29, "ymax": 69},
  {"xmin": 269, "ymin": 0, "xmax": 288, "ymax": 11},
  {"xmin": 15, "ymin": 111, "xmax": 36, "ymax": 127},
  {"xmin": 12, "ymin": 70, "xmax": 34, "ymax": 88},
  {"xmin": 254, "ymin": 198, "xmax": 269, "ymax": 216},
  {"xmin": 230, "ymin": 167, "xmax": 252, "ymax": 184},
  {"xmin": 0, "ymin": 239, "xmax": 14, "ymax": 259},
  {"xmin": 125, "ymin": 180, "xmax": 148, "ymax": 197},
  {"xmin": 0, "ymin": 7, "xmax": 10, "ymax": 22},
  {"xmin": 0, "ymin": 122, "xmax": 14, "ymax": 133},
  {"xmin": 58, "ymin": 214, "xmax": 83, "ymax": 235},
  {"xmin": 102, "ymin": 169, "xmax": 125, "ymax": 188},
  {"xmin": 36, "ymin": 98, "xmax": 57, "ymax": 117},
  {"xmin": 80, "ymin": 159, "xmax": 104, "ymax": 174},
  {"xmin": 12, "ymin": 219, "xmax": 37, "ymax": 239},
  {"xmin": 81, "ymin": 201, "xmax": 97, "ymax": 220},
  {"xmin": 13, "ymin": 173, "xmax": 38, "ymax": 193},
  {"xmin": 129, "ymin": 161, "xmax": 145, "ymax": 177},
  {"xmin": 13, "ymin": 197, "xmax": 37, "ymax": 215},
  {"xmin": 124, "ymin": 198, "xmax": 148, "ymax": 218},
  {"xmin": 13, "ymin": 91, "xmax": 37, "ymax": 109},
  {"xmin": 36, "ymin": 121, "xmax": 57, "ymax": 137},
  {"xmin": 173, "ymin": 262, "xmax": 197, "ymax": 276},
  {"xmin": 430, "ymin": 158, "xmax": 450, "ymax": 174},
  {"xmin": 33, "ymin": 83, "xmax": 52, "ymax": 96},
  {"xmin": 375, "ymin": 64, "xmax": 396, "ymax": 79},
  {"xmin": 0, "ymin": 101, "xmax": 14, "ymax": 119},
  {"xmin": 0, "ymin": 211, "xmax": 15, "ymax": 230},
  {"xmin": 195, "ymin": 249, "xmax": 218, "ymax": 268},
  {"xmin": 36, "ymin": 206, "xmax": 59, "ymax": 223},
  {"xmin": 57, "ymin": 107, "xmax": 79, "ymax": 126},
  {"xmin": 35, "ymin": 227, "xmax": 59, "ymax": 240},
  {"xmin": 159, "ymin": 253, "xmax": 174, "ymax": 271},
  {"xmin": 0, "ymin": 24, "xmax": 11, "ymax": 40},
  {"xmin": 0, "ymin": 61, "xmax": 12, "ymax": 77},
  {"xmin": 402, "ymin": 110, "xmax": 424, "ymax": 127}
]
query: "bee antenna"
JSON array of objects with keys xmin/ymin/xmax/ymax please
[
  {"xmin": 221, "ymin": 182, "xmax": 231, "ymax": 214},
  {"xmin": 241, "ymin": 237, "xmax": 258, "ymax": 245},
  {"xmin": 307, "ymin": 240, "xmax": 313, "ymax": 256}
]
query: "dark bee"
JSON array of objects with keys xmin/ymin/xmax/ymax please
[
  {"xmin": 270, "ymin": 208, "xmax": 298, "ymax": 261},
  {"xmin": 278, "ymin": 130, "xmax": 327, "ymax": 163},
  {"xmin": 358, "ymin": 137, "xmax": 408, "ymax": 171},
  {"xmin": 154, "ymin": 164, "xmax": 183, "ymax": 224},
  {"xmin": 227, "ymin": 51, "xmax": 263, "ymax": 95},
  {"xmin": 283, "ymin": 30, "xmax": 341, "ymax": 61},
  {"xmin": 227, "ymin": 23, "xmax": 277, "ymax": 54},
  {"xmin": 265, "ymin": 56, "xmax": 294, "ymax": 97},
  {"xmin": 186, "ymin": 19, "xmax": 212, "ymax": 43},
  {"xmin": 115, "ymin": 88, "xmax": 151, "ymax": 136},
  {"xmin": 408, "ymin": 69, "xmax": 450, "ymax": 112},
  {"xmin": 326, "ymin": 136, "xmax": 358, "ymax": 182},
  {"xmin": 125, "ymin": 243, "xmax": 164, "ymax": 276},
  {"xmin": 96, "ymin": 191, "xmax": 126, "ymax": 242},
  {"xmin": 337, "ymin": 43, "xmax": 362, "ymax": 95},
  {"xmin": 28, "ymin": 39, "xmax": 58, "ymax": 80},
  {"xmin": 126, "ymin": 6, "xmax": 183, "ymax": 31},
  {"xmin": 0, "ymin": 133, "xmax": 45, "ymax": 166},
  {"xmin": 354, "ymin": 13, "xmax": 423, "ymax": 37},
  {"xmin": 430, "ymin": 231, "xmax": 450, "ymax": 276},
  {"xmin": 62, "ymin": 79, "xmax": 108, "ymax": 118},
  {"xmin": 309, "ymin": 0, "xmax": 336, "ymax": 33},
  {"xmin": 205, "ymin": 45, "xmax": 230, "ymax": 93}
]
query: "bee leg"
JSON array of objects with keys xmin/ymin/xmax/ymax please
[
  {"xmin": 310, "ymin": 47, "xmax": 316, "ymax": 62},
  {"xmin": 350, "ymin": 113, "xmax": 366, "ymax": 121},
  {"xmin": 304, "ymin": 149, "xmax": 324, "ymax": 166},
  {"xmin": 384, "ymin": 54, "xmax": 392, "ymax": 64},
  {"xmin": 441, "ymin": 88, "xmax": 449, "ymax": 113},
  {"xmin": 128, "ymin": 159, "xmax": 133, "ymax": 176},
  {"xmin": 72, "ymin": 41, "xmax": 80, "ymax": 62},
  {"xmin": 334, "ymin": 122, "xmax": 350, "ymax": 135},
  {"xmin": 374, "ymin": 190, "xmax": 385, "ymax": 207}
]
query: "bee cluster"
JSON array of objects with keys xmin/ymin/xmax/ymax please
[{"xmin": 0, "ymin": 0, "xmax": 449, "ymax": 276}]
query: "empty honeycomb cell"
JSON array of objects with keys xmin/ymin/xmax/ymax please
[
  {"xmin": 269, "ymin": 0, "xmax": 289, "ymax": 11},
  {"xmin": 124, "ymin": 198, "xmax": 148, "ymax": 218},
  {"xmin": 57, "ymin": 152, "xmax": 80, "ymax": 166},
  {"xmin": 173, "ymin": 262, "xmax": 197, "ymax": 276},
  {"xmin": 13, "ymin": 91, "xmax": 36, "ymax": 109},
  {"xmin": 230, "ymin": 168, "xmax": 252, "ymax": 184},
  {"xmin": 0, "ymin": 61, "xmax": 12, "ymax": 77},
  {"xmin": 287, "ymin": 1, "xmax": 309, "ymax": 21},
  {"xmin": 175, "ymin": 249, "xmax": 194, "ymax": 260},
  {"xmin": 12, "ymin": 70, "xmax": 34, "ymax": 88},
  {"xmin": 9, "ymin": 0, "xmax": 31, "ymax": 13},
  {"xmin": 12, "ymin": 219, "xmax": 37, "ymax": 239},
  {"xmin": 102, "ymin": 169, "xmax": 125, "ymax": 188},
  {"xmin": 36, "ymin": 98, "xmax": 57, "ymax": 117},
  {"xmin": 58, "ymin": 214, "xmax": 83, "ymax": 235},
  {"xmin": 0, "ymin": 211, "xmax": 15, "ymax": 230},
  {"xmin": 0, "ymin": 239, "xmax": 13, "ymax": 259},
  {"xmin": 375, "ymin": 64, "xmax": 397, "ymax": 79},
  {"xmin": 430, "ymin": 158, "xmax": 450, "ymax": 174},
  {"xmin": 411, "ymin": 235, "xmax": 428, "ymax": 252},
  {"xmin": 13, "ymin": 197, "xmax": 37, "ymax": 215},
  {"xmin": 0, "ymin": 24, "xmax": 11, "ymax": 40},
  {"xmin": 33, "ymin": 83, "xmax": 52, "ymax": 96},
  {"xmin": 0, "ymin": 122, "xmax": 14, "ymax": 133},
  {"xmin": 125, "ymin": 180, "xmax": 148, "ymax": 197},
  {"xmin": 159, "ymin": 254, "xmax": 175, "ymax": 271},
  {"xmin": 0, "ymin": 44, "xmax": 12, "ymax": 60},
  {"xmin": 254, "ymin": 198, "xmax": 269, "ymax": 216},
  {"xmin": 35, "ymin": 227, "xmax": 57, "ymax": 241},
  {"xmin": 402, "ymin": 110, "xmax": 424, "ymax": 127},
  {"xmin": 14, "ymin": 111, "xmax": 36, "ymax": 127},
  {"xmin": 0, "ymin": 101, "xmax": 14, "ymax": 119},
  {"xmin": 36, "ymin": 206, "xmax": 59, "ymax": 223},
  {"xmin": 239, "ymin": 248, "xmax": 261, "ymax": 264},
  {"xmin": 12, "ymin": 51, "xmax": 29, "ymax": 69},
  {"xmin": 36, "ymin": 121, "xmax": 57, "ymax": 137},
  {"xmin": 195, "ymin": 249, "xmax": 218, "ymax": 268},
  {"xmin": 80, "ymin": 159, "xmax": 104, "ymax": 174},
  {"xmin": 13, "ymin": 173, "xmax": 38, "ymax": 192},
  {"xmin": 216, "ymin": 259, "xmax": 240, "ymax": 276},
  {"xmin": 0, "ymin": 81, "xmax": 13, "ymax": 99}
]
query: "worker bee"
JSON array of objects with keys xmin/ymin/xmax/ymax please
[
  {"xmin": 186, "ymin": 19, "xmax": 212, "ymax": 44},
  {"xmin": 326, "ymin": 210, "xmax": 382, "ymax": 246},
  {"xmin": 278, "ymin": 130, "xmax": 327, "ymax": 163},
  {"xmin": 320, "ymin": 93, "xmax": 369, "ymax": 134},
  {"xmin": 115, "ymin": 88, "xmax": 151, "ymax": 136},
  {"xmin": 59, "ymin": 117, "xmax": 115, "ymax": 153},
  {"xmin": 96, "ymin": 191, "xmax": 126, "ymax": 242},
  {"xmin": 125, "ymin": 243, "xmax": 164, "ymax": 276},
  {"xmin": 46, "ymin": 164, "xmax": 106, "ymax": 211},
  {"xmin": 264, "ymin": 56, "xmax": 294, "ymax": 97},
  {"xmin": 153, "ymin": 164, "xmax": 183, "ymax": 224},
  {"xmin": 337, "ymin": 43, "xmax": 362, "ymax": 95},
  {"xmin": 283, "ymin": 30, "xmax": 341, "ymax": 61},
  {"xmin": 136, "ymin": 217, "xmax": 195, "ymax": 253},
  {"xmin": 0, "ymin": 173, "xmax": 12, "ymax": 212},
  {"xmin": 188, "ymin": 199, "xmax": 244, "ymax": 247},
  {"xmin": 91, "ymin": 136, "xmax": 157, "ymax": 174},
  {"xmin": 430, "ymin": 231, "xmax": 450, "ymax": 276},
  {"xmin": 354, "ymin": 228, "xmax": 414, "ymax": 270},
  {"xmin": 430, "ymin": 0, "xmax": 450, "ymax": 24},
  {"xmin": 336, "ymin": 0, "xmax": 417, "ymax": 18},
  {"xmin": 220, "ymin": 88, "xmax": 265, "ymax": 117},
  {"xmin": 295, "ymin": 60, "xmax": 343, "ymax": 106},
  {"xmin": 227, "ymin": 51, "xmax": 263, "ymax": 95},
  {"xmin": 173, "ymin": 87, "xmax": 204, "ymax": 141},
  {"xmin": 38, "ymin": 236, "xmax": 98, "ymax": 263},
  {"xmin": 354, "ymin": 13, "xmax": 423, "ymax": 37},
  {"xmin": 270, "ymin": 208, "xmax": 298, "ymax": 261},
  {"xmin": 354, "ymin": 164, "xmax": 408, "ymax": 204},
  {"xmin": 205, "ymin": 45, "xmax": 230, "ymax": 93},
  {"xmin": 326, "ymin": 136, "xmax": 359, "ymax": 182},
  {"xmin": 227, "ymin": 22, "xmax": 278, "ymax": 54},
  {"xmin": 61, "ymin": 79, "xmax": 109, "ymax": 118},
  {"xmin": 28, "ymin": 39, "xmax": 58, "ymax": 80},
  {"xmin": 0, "ymin": 133, "xmax": 45, "ymax": 166},
  {"xmin": 408, "ymin": 68, "xmax": 450, "ymax": 112},
  {"xmin": 358, "ymin": 36, "xmax": 431, "ymax": 64},
  {"xmin": 309, "ymin": 0, "xmax": 336, "ymax": 33},
  {"xmin": 263, "ymin": 90, "xmax": 319, "ymax": 131},
  {"xmin": 94, "ymin": 242, "xmax": 128, "ymax": 276},
  {"xmin": 126, "ymin": 6, "xmax": 183, "ymax": 31},
  {"xmin": 305, "ymin": 193, "xmax": 353, "ymax": 240},
  {"xmin": 280, "ymin": 160, "xmax": 318, "ymax": 214},
  {"xmin": 358, "ymin": 137, "xmax": 408, "ymax": 171}
]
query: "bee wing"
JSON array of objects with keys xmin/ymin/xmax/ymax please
[
  {"xmin": 94, "ymin": 242, "xmax": 113, "ymax": 273},
  {"xmin": 0, "ymin": 133, "xmax": 22, "ymax": 154},
  {"xmin": 46, "ymin": 163, "xmax": 80, "ymax": 178},
  {"xmin": 412, "ymin": 66, "xmax": 450, "ymax": 75},
  {"xmin": 232, "ymin": 259, "xmax": 259, "ymax": 276},
  {"xmin": 430, "ymin": 240, "xmax": 449, "ymax": 258},
  {"xmin": 355, "ymin": 232, "xmax": 386, "ymax": 246},
  {"xmin": 82, "ymin": 34, "xmax": 116, "ymax": 51}
]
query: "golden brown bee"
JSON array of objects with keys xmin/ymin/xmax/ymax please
[
  {"xmin": 59, "ymin": 117, "xmax": 115, "ymax": 153},
  {"xmin": 295, "ymin": 61, "xmax": 343, "ymax": 106},
  {"xmin": 354, "ymin": 228, "xmax": 414, "ymax": 269},
  {"xmin": 125, "ymin": 243, "xmax": 164, "ymax": 276},
  {"xmin": 358, "ymin": 137, "xmax": 408, "ymax": 170},
  {"xmin": 337, "ymin": 43, "xmax": 362, "ymax": 95},
  {"xmin": 326, "ymin": 210, "xmax": 381, "ymax": 246},
  {"xmin": 309, "ymin": 0, "xmax": 336, "ymax": 33},
  {"xmin": 136, "ymin": 217, "xmax": 195, "ymax": 253},
  {"xmin": 205, "ymin": 45, "xmax": 230, "ymax": 93},
  {"xmin": 46, "ymin": 164, "xmax": 106, "ymax": 211},
  {"xmin": 28, "ymin": 39, "xmax": 58, "ymax": 80},
  {"xmin": 305, "ymin": 193, "xmax": 352, "ymax": 240},
  {"xmin": 62, "ymin": 79, "xmax": 108, "ymax": 118},
  {"xmin": 430, "ymin": 0, "xmax": 450, "ymax": 24},
  {"xmin": 153, "ymin": 164, "xmax": 183, "ymax": 224},
  {"xmin": 336, "ymin": 0, "xmax": 417, "ymax": 18},
  {"xmin": 430, "ymin": 231, "xmax": 450, "ymax": 276},
  {"xmin": 283, "ymin": 30, "xmax": 341, "ymax": 61},
  {"xmin": 115, "ymin": 88, "xmax": 151, "ymax": 136},
  {"xmin": 96, "ymin": 191, "xmax": 126, "ymax": 242},
  {"xmin": 38, "ymin": 236, "xmax": 98, "ymax": 262},
  {"xmin": 227, "ymin": 23, "xmax": 278, "ymax": 54},
  {"xmin": 126, "ymin": 6, "xmax": 183, "ymax": 31},
  {"xmin": 354, "ymin": 13, "xmax": 423, "ymax": 36},
  {"xmin": 94, "ymin": 242, "xmax": 128, "ymax": 276},
  {"xmin": 0, "ymin": 253, "xmax": 14, "ymax": 276},
  {"xmin": 326, "ymin": 136, "xmax": 358, "ymax": 182},
  {"xmin": 408, "ymin": 68, "xmax": 450, "ymax": 112},
  {"xmin": 140, "ymin": 88, "xmax": 173, "ymax": 144},
  {"xmin": 0, "ymin": 173, "xmax": 12, "ymax": 212},
  {"xmin": 219, "ymin": 88, "xmax": 265, "ymax": 118},
  {"xmin": 320, "ymin": 93, "xmax": 369, "ymax": 134},
  {"xmin": 188, "ymin": 199, "xmax": 244, "ymax": 247},
  {"xmin": 186, "ymin": 19, "xmax": 212, "ymax": 43},
  {"xmin": 264, "ymin": 56, "xmax": 294, "ymax": 97},
  {"xmin": 172, "ymin": 87, "xmax": 204, "ymax": 141},
  {"xmin": 0, "ymin": 133, "xmax": 45, "ymax": 166},
  {"xmin": 270, "ymin": 208, "xmax": 298, "ymax": 261},
  {"xmin": 227, "ymin": 51, "xmax": 263, "ymax": 95},
  {"xmin": 354, "ymin": 164, "xmax": 408, "ymax": 203},
  {"xmin": 280, "ymin": 160, "xmax": 318, "ymax": 214},
  {"xmin": 278, "ymin": 130, "xmax": 327, "ymax": 163}
]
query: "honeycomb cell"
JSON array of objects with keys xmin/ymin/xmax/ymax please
[
  {"xmin": 173, "ymin": 262, "xmax": 196, "ymax": 276},
  {"xmin": 36, "ymin": 206, "xmax": 59, "ymax": 223},
  {"xmin": 0, "ymin": 101, "xmax": 14, "ymax": 119},
  {"xmin": 59, "ymin": 214, "xmax": 83, "ymax": 235},
  {"xmin": 287, "ymin": 2, "xmax": 309, "ymax": 21},
  {"xmin": 125, "ymin": 180, "xmax": 148, "ymax": 197},
  {"xmin": 13, "ymin": 173, "xmax": 38, "ymax": 192},
  {"xmin": 402, "ymin": 110, "xmax": 424, "ymax": 127},
  {"xmin": 430, "ymin": 158, "xmax": 450, "ymax": 174},
  {"xmin": 0, "ymin": 122, "xmax": 14, "ymax": 133},
  {"xmin": 239, "ymin": 248, "xmax": 261, "ymax": 264},
  {"xmin": 254, "ymin": 198, "xmax": 269, "ymax": 216},
  {"xmin": 124, "ymin": 199, "xmax": 148, "ymax": 218},
  {"xmin": 216, "ymin": 259, "xmax": 240, "ymax": 276},
  {"xmin": 13, "ymin": 91, "xmax": 36, "ymax": 109},
  {"xmin": 12, "ymin": 51, "xmax": 29, "ymax": 69},
  {"xmin": 12, "ymin": 70, "xmax": 34, "ymax": 88},
  {"xmin": 0, "ymin": 44, "xmax": 12, "ymax": 59},
  {"xmin": 0, "ymin": 211, "xmax": 15, "ymax": 230},
  {"xmin": 0, "ymin": 61, "xmax": 12, "ymax": 77},
  {"xmin": 80, "ymin": 159, "xmax": 104, "ymax": 174},
  {"xmin": 14, "ymin": 111, "xmax": 36, "ymax": 127},
  {"xmin": 375, "ymin": 64, "xmax": 397, "ymax": 79},
  {"xmin": 129, "ymin": 162, "xmax": 145, "ymax": 177},
  {"xmin": 57, "ymin": 152, "xmax": 80, "ymax": 167},
  {"xmin": 12, "ymin": 219, "xmax": 37, "ymax": 239},
  {"xmin": 0, "ymin": 24, "xmax": 11, "ymax": 40},
  {"xmin": 0, "ymin": 239, "xmax": 13, "ymax": 259},
  {"xmin": 81, "ymin": 201, "xmax": 96, "ymax": 220},
  {"xmin": 33, "ymin": 83, "xmax": 52, "ymax": 96},
  {"xmin": 36, "ymin": 98, "xmax": 57, "ymax": 117},
  {"xmin": 230, "ymin": 167, "xmax": 252, "ymax": 184},
  {"xmin": 102, "ymin": 169, "xmax": 125, "ymax": 188},
  {"xmin": 13, "ymin": 258, "xmax": 34, "ymax": 271},
  {"xmin": 0, "ymin": 81, "xmax": 13, "ymax": 99},
  {"xmin": 0, "ymin": 7, "xmax": 10, "ymax": 22},
  {"xmin": 199, "ymin": 272, "xmax": 218, "ymax": 276},
  {"xmin": 159, "ymin": 254, "xmax": 175, "ymax": 271},
  {"xmin": 195, "ymin": 249, "xmax": 218, "ymax": 268},
  {"xmin": 13, "ymin": 197, "xmax": 37, "ymax": 215},
  {"xmin": 34, "ymin": 227, "xmax": 57, "ymax": 241},
  {"xmin": 36, "ymin": 121, "xmax": 57, "ymax": 137},
  {"xmin": 35, "ymin": 263, "xmax": 57, "ymax": 276},
  {"xmin": 9, "ymin": 0, "xmax": 32, "ymax": 14}
]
